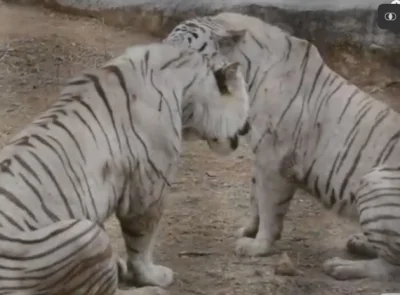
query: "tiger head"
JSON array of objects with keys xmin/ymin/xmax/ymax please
[
  {"xmin": 165, "ymin": 15, "xmax": 252, "ymax": 157},
  {"xmin": 165, "ymin": 20, "xmax": 252, "ymax": 155},
  {"xmin": 164, "ymin": 15, "xmax": 248, "ymax": 71},
  {"xmin": 165, "ymin": 12, "xmax": 294, "ymax": 82},
  {"xmin": 181, "ymin": 54, "xmax": 250, "ymax": 156}
]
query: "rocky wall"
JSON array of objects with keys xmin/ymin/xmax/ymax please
[{"xmin": 4, "ymin": 0, "xmax": 400, "ymax": 76}]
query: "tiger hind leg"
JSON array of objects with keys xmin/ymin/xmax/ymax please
[
  {"xmin": 0, "ymin": 219, "xmax": 120, "ymax": 294},
  {"xmin": 324, "ymin": 169, "xmax": 400, "ymax": 280}
]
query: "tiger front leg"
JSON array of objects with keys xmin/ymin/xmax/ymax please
[
  {"xmin": 236, "ymin": 174, "xmax": 259, "ymax": 239},
  {"xmin": 236, "ymin": 173, "xmax": 285, "ymax": 241},
  {"xmin": 235, "ymin": 151, "xmax": 296, "ymax": 257},
  {"xmin": 117, "ymin": 196, "xmax": 173, "ymax": 288}
]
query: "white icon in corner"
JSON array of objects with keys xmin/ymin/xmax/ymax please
[
  {"xmin": 391, "ymin": 0, "xmax": 400, "ymax": 4},
  {"xmin": 384, "ymin": 12, "xmax": 397, "ymax": 20}
]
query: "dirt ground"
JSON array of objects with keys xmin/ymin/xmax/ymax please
[{"xmin": 1, "ymin": 2, "xmax": 400, "ymax": 294}]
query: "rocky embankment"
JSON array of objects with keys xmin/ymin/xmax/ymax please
[{"xmin": 5, "ymin": 0, "xmax": 400, "ymax": 80}]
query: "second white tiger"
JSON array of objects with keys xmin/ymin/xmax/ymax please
[{"xmin": 165, "ymin": 12, "xmax": 400, "ymax": 281}]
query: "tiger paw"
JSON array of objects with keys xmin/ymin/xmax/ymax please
[
  {"xmin": 124, "ymin": 261, "xmax": 174, "ymax": 288},
  {"xmin": 119, "ymin": 286, "xmax": 169, "ymax": 295},
  {"xmin": 322, "ymin": 257, "xmax": 367, "ymax": 280},
  {"xmin": 138, "ymin": 264, "xmax": 174, "ymax": 288},
  {"xmin": 235, "ymin": 237, "xmax": 273, "ymax": 257},
  {"xmin": 323, "ymin": 256, "xmax": 400, "ymax": 280}
]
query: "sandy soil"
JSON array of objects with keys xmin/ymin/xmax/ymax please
[{"xmin": 1, "ymin": 2, "xmax": 400, "ymax": 294}]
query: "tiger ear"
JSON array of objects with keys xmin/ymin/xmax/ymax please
[
  {"xmin": 215, "ymin": 29, "xmax": 246, "ymax": 49},
  {"xmin": 213, "ymin": 62, "xmax": 241, "ymax": 95}
]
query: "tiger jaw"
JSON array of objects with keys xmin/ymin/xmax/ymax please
[{"xmin": 182, "ymin": 126, "xmax": 241, "ymax": 155}]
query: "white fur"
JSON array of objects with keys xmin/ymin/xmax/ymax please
[
  {"xmin": 0, "ymin": 42, "xmax": 249, "ymax": 293},
  {"xmin": 165, "ymin": 12, "xmax": 400, "ymax": 281}
]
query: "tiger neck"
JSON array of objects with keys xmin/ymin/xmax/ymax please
[
  {"xmin": 235, "ymin": 38, "xmax": 333, "ymax": 118},
  {"xmin": 161, "ymin": 66, "xmax": 208, "ymax": 121}
]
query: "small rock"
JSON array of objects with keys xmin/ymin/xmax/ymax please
[
  {"xmin": 274, "ymin": 252, "xmax": 297, "ymax": 276},
  {"xmin": 269, "ymin": 275, "xmax": 286, "ymax": 286},
  {"xmin": 369, "ymin": 43, "xmax": 385, "ymax": 51},
  {"xmin": 26, "ymin": 54, "xmax": 35, "ymax": 65},
  {"xmin": 253, "ymin": 269, "xmax": 263, "ymax": 276},
  {"xmin": 206, "ymin": 171, "xmax": 216, "ymax": 177}
]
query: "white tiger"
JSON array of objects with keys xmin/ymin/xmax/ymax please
[
  {"xmin": 0, "ymin": 42, "xmax": 249, "ymax": 294},
  {"xmin": 164, "ymin": 12, "xmax": 400, "ymax": 281}
]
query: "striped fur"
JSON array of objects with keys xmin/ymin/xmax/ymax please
[
  {"xmin": 165, "ymin": 12, "xmax": 400, "ymax": 281},
  {"xmin": 0, "ymin": 42, "xmax": 249, "ymax": 294}
]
